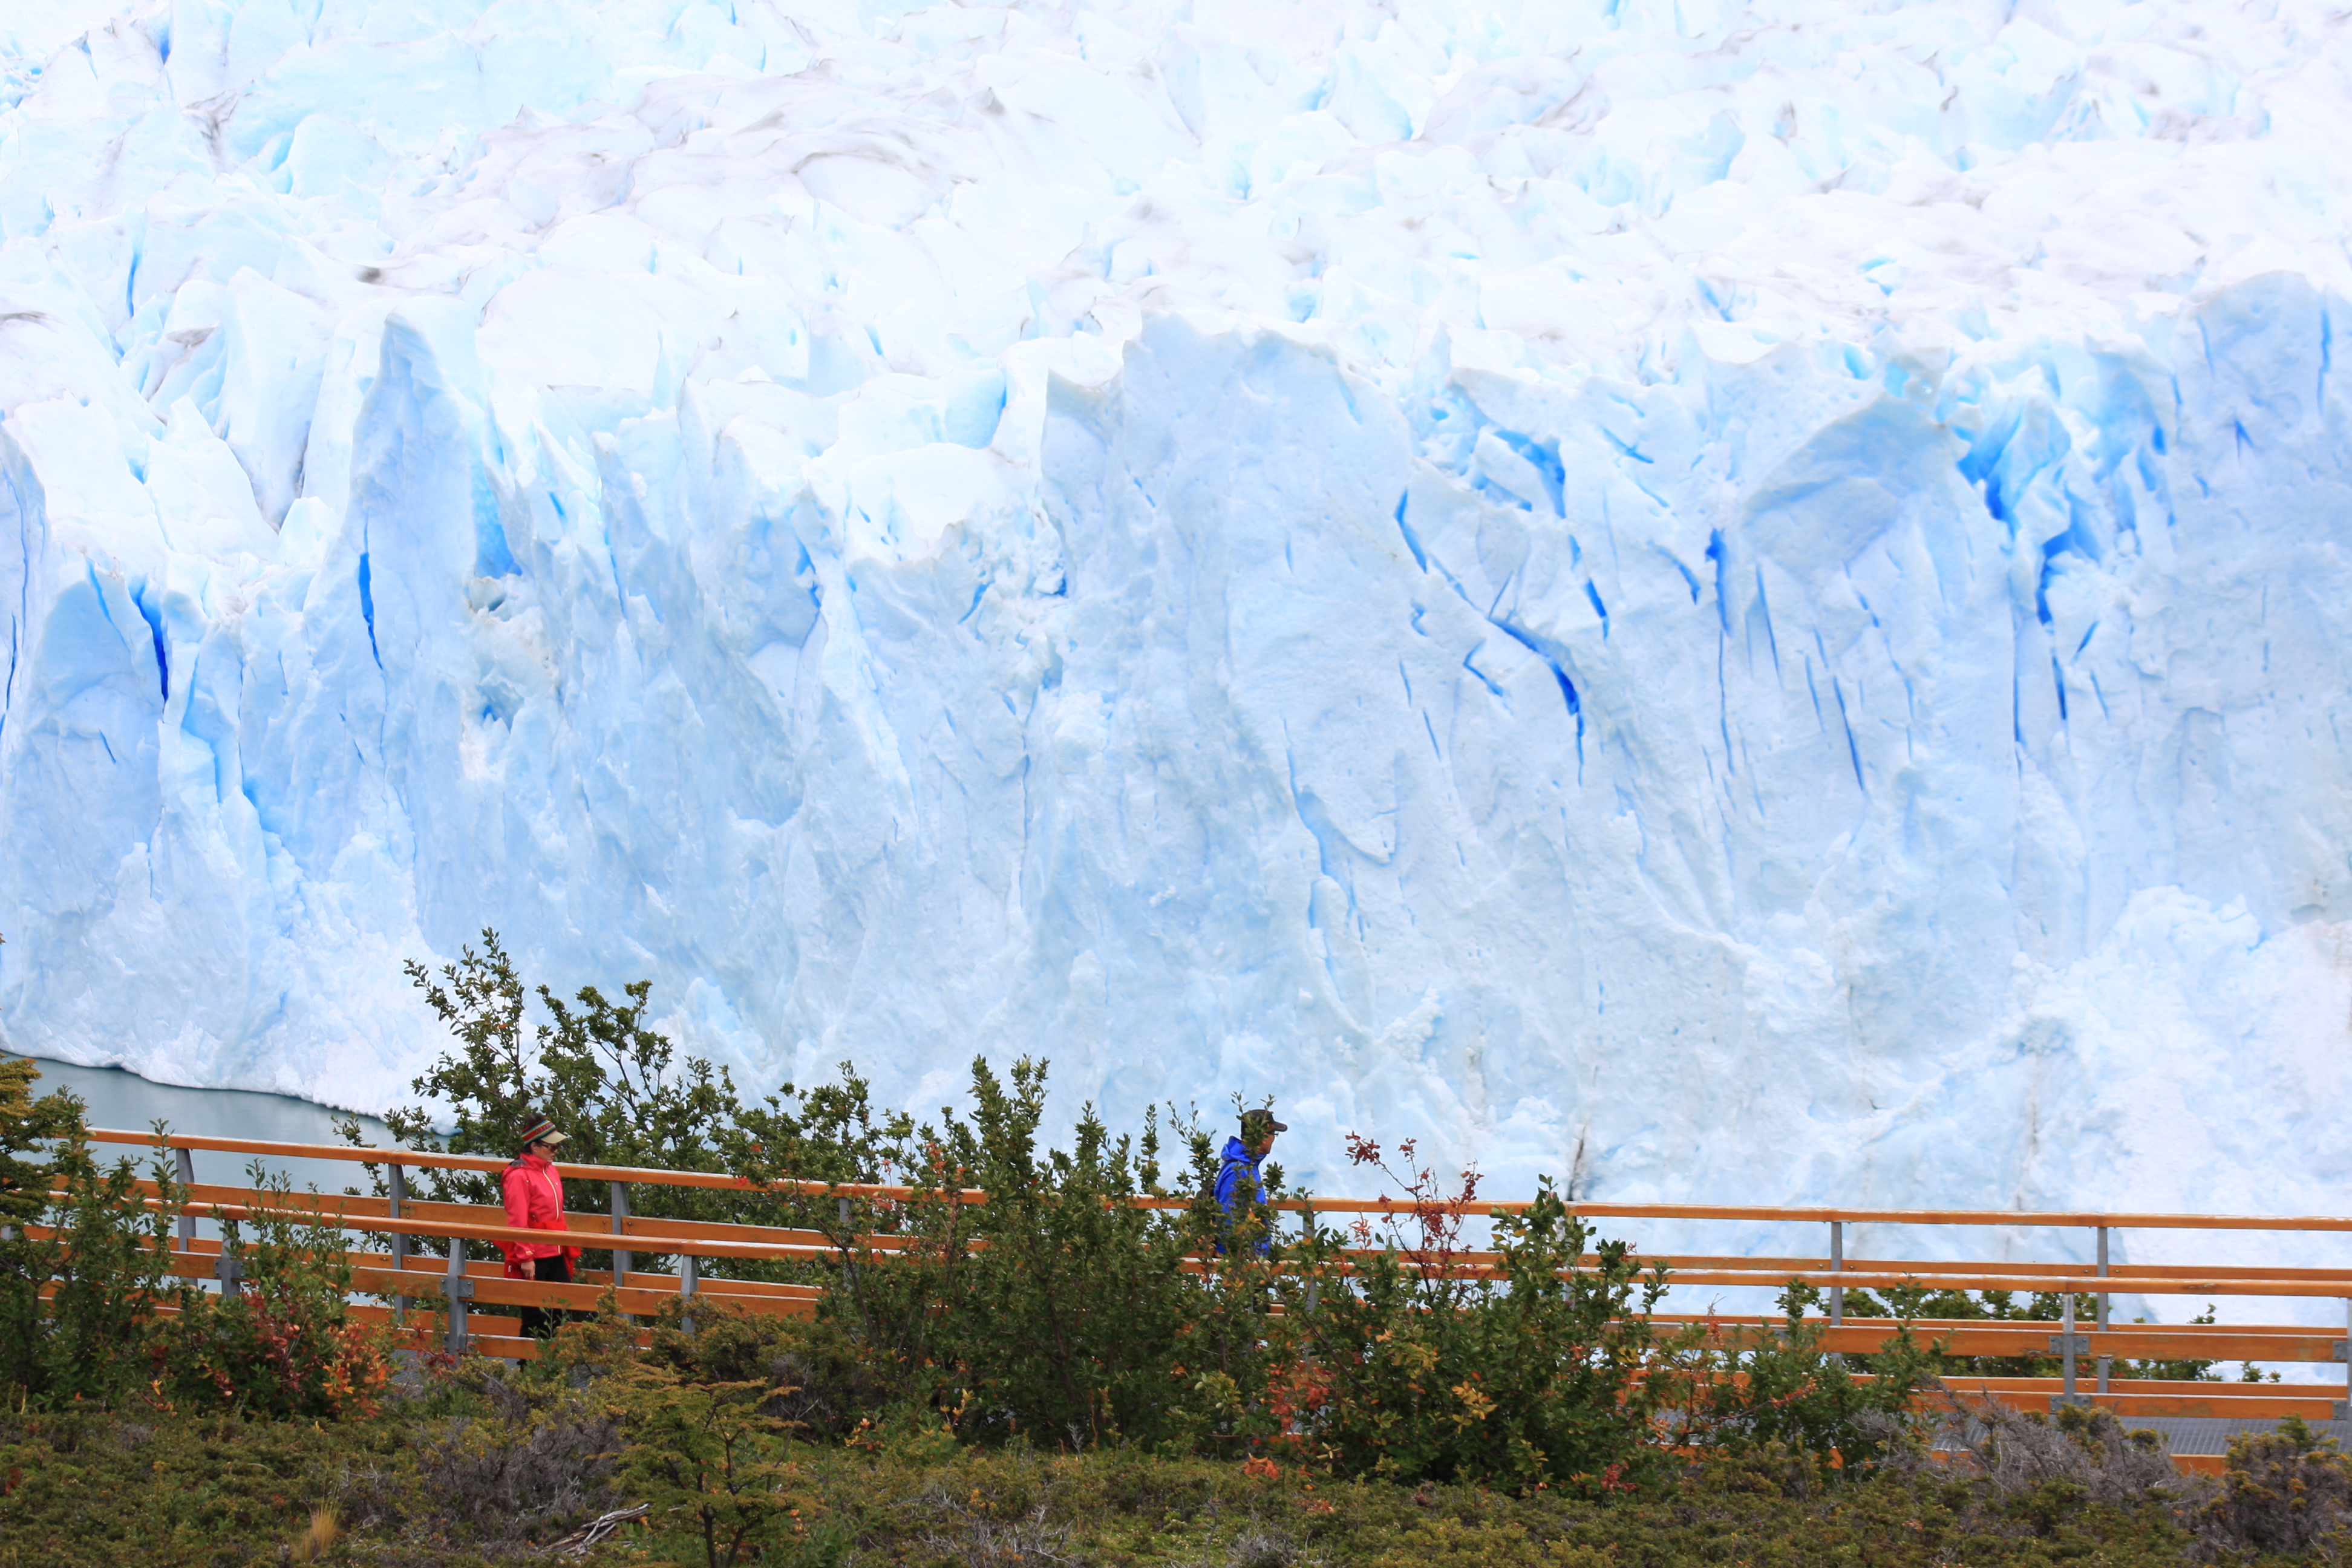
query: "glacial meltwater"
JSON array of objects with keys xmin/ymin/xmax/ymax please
[{"xmin": 21, "ymin": 1054, "xmax": 394, "ymax": 1202}]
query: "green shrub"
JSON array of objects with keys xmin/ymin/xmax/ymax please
[
  {"xmin": 0, "ymin": 1059, "xmax": 183, "ymax": 1408},
  {"xmin": 1657, "ymin": 1281, "xmax": 1938, "ymax": 1488},
  {"xmin": 145, "ymin": 1163, "xmax": 393, "ymax": 1420},
  {"xmin": 619, "ymin": 1299, "xmax": 884, "ymax": 1441},
  {"xmin": 338, "ymin": 929, "xmax": 907, "ymax": 1281},
  {"xmin": 1849, "ymin": 1282, "xmax": 2251, "ymax": 1382},
  {"xmin": 1265, "ymin": 1148, "xmax": 1670, "ymax": 1494},
  {"xmin": 1922, "ymin": 1399, "xmax": 2182, "ymax": 1513},
  {"xmin": 820, "ymin": 1056, "xmax": 1238, "ymax": 1453},
  {"xmin": 2188, "ymin": 1413, "xmax": 2352, "ymax": 1557},
  {"xmin": 0, "ymin": 1397, "xmax": 2250, "ymax": 1567},
  {"xmin": 607, "ymin": 1357, "xmax": 823, "ymax": 1568},
  {"xmin": 1, "ymin": 1060, "xmax": 396, "ymax": 1419}
]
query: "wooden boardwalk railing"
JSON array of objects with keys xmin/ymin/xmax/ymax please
[{"xmin": 78, "ymin": 1126, "xmax": 2352, "ymax": 1455}]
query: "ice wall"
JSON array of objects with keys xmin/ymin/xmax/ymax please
[{"xmin": 3, "ymin": 0, "xmax": 2351, "ymax": 1226}]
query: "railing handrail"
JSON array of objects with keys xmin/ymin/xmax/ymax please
[
  {"xmin": 110, "ymin": 1178, "xmax": 2352, "ymax": 1292},
  {"xmin": 83, "ymin": 1126, "xmax": 2352, "ymax": 1233},
  {"xmin": 88, "ymin": 1183, "xmax": 2352, "ymax": 1292},
  {"xmin": 82, "ymin": 1127, "xmax": 981, "ymax": 1200},
  {"xmin": 58, "ymin": 1119, "xmax": 2352, "ymax": 1431},
  {"xmin": 150, "ymin": 1198, "xmax": 849, "ymax": 1262}
]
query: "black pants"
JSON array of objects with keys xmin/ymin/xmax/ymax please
[{"xmin": 519, "ymin": 1255, "xmax": 571, "ymax": 1338}]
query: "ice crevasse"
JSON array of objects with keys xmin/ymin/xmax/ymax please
[{"xmin": 2, "ymin": 0, "xmax": 2350, "ymax": 1239}]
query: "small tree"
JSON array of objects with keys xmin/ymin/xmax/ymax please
[
  {"xmin": 613, "ymin": 1361, "xmax": 811, "ymax": 1568},
  {"xmin": 1267, "ymin": 1149, "xmax": 1671, "ymax": 1493},
  {"xmin": 342, "ymin": 929, "xmax": 906, "ymax": 1277},
  {"xmin": 0, "ymin": 1059, "xmax": 183, "ymax": 1406},
  {"xmin": 148, "ymin": 1163, "xmax": 392, "ymax": 1419},
  {"xmin": 828, "ymin": 1056, "xmax": 1230, "ymax": 1451},
  {"xmin": 1655, "ymin": 1279, "xmax": 1939, "ymax": 1486}
]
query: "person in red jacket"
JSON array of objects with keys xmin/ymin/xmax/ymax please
[{"xmin": 502, "ymin": 1114, "xmax": 580, "ymax": 1337}]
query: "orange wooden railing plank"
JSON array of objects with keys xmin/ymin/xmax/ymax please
[
  {"xmin": 147, "ymin": 1247, "xmax": 820, "ymax": 1319},
  {"xmin": 66, "ymin": 1124, "xmax": 2352, "ymax": 1374},
  {"xmin": 108, "ymin": 1186, "xmax": 2352, "ymax": 1287},
  {"xmin": 1647, "ymin": 1315, "xmax": 2345, "ymax": 1361},
  {"xmin": 1937, "ymin": 1378, "xmax": 2341, "ymax": 1414},
  {"xmin": 84, "ymin": 1127, "xmax": 987, "ymax": 1201},
  {"xmin": 1834, "ymin": 1258, "xmax": 2352, "ymax": 1284},
  {"xmin": 346, "ymin": 1252, "xmax": 820, "ymax": 1300},
  {"xmin": 1655, "ymin": 1267, "xmax": 2352, "ymax": 1296},
  {"xmin": 1143, "ymin": 1193, "xmax": 2352, "ymax": 1229},
  {"xmin": 136, "ymin": 1195, "xmax": 854, "ymax": 1261},
  {"xmin": 1936, "ymin": 1376, "xmax": 2339, "ymax": 1397},
  {"xmin": 87, "ymin": 1126, "xmax": 2352, "ymax": 1233},
  {"xmin": 1839, "ymin": 1328, "xmax": 2341, "ymax": 1359},
  {"xmin": 76, "ymin": 1202, "xmax": 2352, "ymax": 1305},
  {"xmin": 1651, "ymin": 1315, "xmax": 2334, "ymax": 1336},
  {"xmin": 121, "ymin": 1178, "xmax": 910, "ymax": 1250}
]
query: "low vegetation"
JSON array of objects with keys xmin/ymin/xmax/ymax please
[
  {"xmin": 1, "ymin": 935, "xmax": 2344, "ymax": 1563},
  {"xmin": 5, "ymin": 1362, "xmax": 2344, "ymax": 1567}
]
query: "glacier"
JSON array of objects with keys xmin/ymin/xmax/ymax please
[{"xmin": 2, "ymin": 0, "xmax": 2351, "ymax": 1269}]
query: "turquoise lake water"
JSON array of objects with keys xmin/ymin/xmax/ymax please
[{"xmin": 19, "ymin": 1054, "xmax": 397, "ymax": 1200}]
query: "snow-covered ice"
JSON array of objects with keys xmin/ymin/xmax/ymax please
[{"xmin": 4, "ymin": 0, "xmax": 2352, "ymax": 1265}]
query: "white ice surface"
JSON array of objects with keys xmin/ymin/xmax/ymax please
[{"xmin": 4, "ymin": 0, "xmax": 2352, "ymax": 1299}]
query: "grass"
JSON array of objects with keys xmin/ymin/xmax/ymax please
[
  {"xmin": 0, "ymin": 1386, "xmax": 2258, "ymax": 1568},
  {"xmin": 0, "ymin": 1410, "xmax": 423, "ymax": 1567}
]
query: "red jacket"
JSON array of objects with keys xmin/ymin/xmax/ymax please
[{"xmin": 500, "ymin": 1152, "xmax": 580, "ymax": 1276}]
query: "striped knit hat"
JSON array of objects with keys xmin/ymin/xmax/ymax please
[{"xmin": 517, "ymin": 1114, "xmax": 567, "ymax": 1150}]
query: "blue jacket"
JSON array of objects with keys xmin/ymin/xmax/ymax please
[{"xmin": 1214, "ymin": 1136, "xmax": 1267, "ymax": 1251}]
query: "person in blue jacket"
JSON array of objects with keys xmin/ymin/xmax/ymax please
[{"xmin": 1215, "ymin": 1107, "xmax": 1286, "ymax": 1251}]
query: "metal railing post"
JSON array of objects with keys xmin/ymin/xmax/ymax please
[
  {"xmin": 1825, "ymin": 1219, "xmax": 1844, "ymax": 1367},
  {"xmin": 444, "ymin": 1234, "xmax": 472, "ymax": 1354},
  {"xmin": 174, "ymin": 1145, "xmax": 198, "ymax": 1256},
  {"xmin": 2337, "ymin": 1299, "xmax": 2351, "ymax": 1423},
  {"xmin": 610, "ymin": 1181, "xmax": 632, "ymax": 1293},
  {"xmin": 1302, "ymin": 1200, "xmax": 1318, "ymax": 1314},
  {"xmin": 839, "ymin": 1194, "xmax": 857, "ymax": 1290},
  {"xmin": 388, "ymin": 1162, "xmax": 411, "ymax": 1318},
  {"xmin": 2094, "ymin": 1225, "xmax": 2109, "ymax": 1395},
  {"xmin": 1828, "ymin": 1220, "xmax": 1843, "ymax": 1327},
  {"xmin": 215, "ymin": 1218, "xmax": 245, "ymax": 1296},
  {"xmin": 679, "ymin": 1250, "xmax": 698, "ymax": 1336},
  {"xmin": 2062, "ymin": 1293, "xmax": 2077, "ymax": 1398}
]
